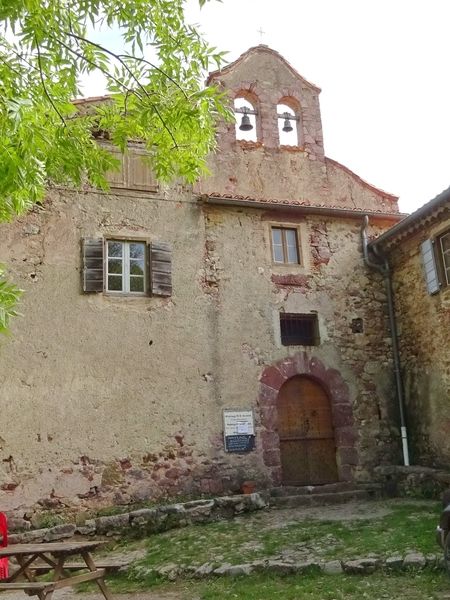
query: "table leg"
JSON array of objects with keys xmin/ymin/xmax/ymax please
[
  {"xmin": 16, "ymin": 555, "xmax": 46, "ymax": 600},
  {"xmin": 81, "ymin": 550, "xmax": 113, "ymax": 600},
  {"xmin": 43, "ymin": 555, "xmax": 67, "ymax": 600}
]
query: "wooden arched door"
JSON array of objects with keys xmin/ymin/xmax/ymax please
[{"xmin": 277, "ymin": 375, "xmax": 338, "ymax": 485}]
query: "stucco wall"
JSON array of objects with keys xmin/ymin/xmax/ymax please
[
  {"xmin": 0, "ymin": 45, "xmax": 402, "ymax": 515},
  {"xmin": 389, "ymin": 219, "xmax": 450, "ymax": 466},
  {"xmin": 0, "ymin": 189, "xmax": 399, "ymax": 513}
]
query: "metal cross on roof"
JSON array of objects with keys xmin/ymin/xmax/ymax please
[{"xmin": 257, "ymin": 27, "xmax": 266, "ymax": 43}]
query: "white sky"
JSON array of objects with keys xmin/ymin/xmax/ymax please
[{"xmin": 82, "ymin": 0, "xmax": 450, "ymax": 214}]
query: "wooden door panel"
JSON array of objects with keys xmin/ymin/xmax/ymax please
[
  {"xmin": 277, "ymin": 375, "xmax": 338, "ymax": 485},
  {"xmin": 307, "ymin": 439, "xmax": 339, "ymax": 484},
  {"xmin": 279, "ymin": 440, "xmax": 309, "ymax": 485}
]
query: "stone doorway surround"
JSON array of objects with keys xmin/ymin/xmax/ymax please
[{"xmin": 258, "ymin": 353, "xmax": 358, "ymax": 486}]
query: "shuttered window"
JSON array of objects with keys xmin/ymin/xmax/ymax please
[
  {"xmin": 102, "ymin": 144, "xmax": 158, "ymax": 192},
  {"xmin": 82, "ymin": 238, "xmax": 172, "ymax": 296}
]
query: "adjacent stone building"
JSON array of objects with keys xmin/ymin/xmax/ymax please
[
  {"xmin": 0, "ymin": 46, "xmax": 411, "ymax": 514},
  {"xmin": 370, "ymin": 188, "xmax": 450, "ymax": 467}
]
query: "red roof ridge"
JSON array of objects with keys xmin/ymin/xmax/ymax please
[
  {"xmin": 325, "ymin": 157, "xmax": 399, "ymax": 202},
  {"xmin": 206, "ymin": 45, "xmax": 321, "ymax": 92}
]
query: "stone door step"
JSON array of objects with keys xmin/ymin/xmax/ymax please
[
  {"xmin": 270, "ymin": 481, "xmax": 357, "ymax": 497},
  {"xmin": 270, "ymin": 487, "xmax": 377, "ymax": 509}
]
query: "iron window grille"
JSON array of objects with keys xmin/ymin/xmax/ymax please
[{"xmin": 280, "ymin": 313, "xmax": 319, "ymax": 346}]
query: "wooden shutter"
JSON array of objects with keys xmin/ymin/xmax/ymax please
[
  {"xmin": 100, "ymin": 144, "xmax": 126, "ymax": 188},
  {"xmin": 127, "ymin": 149, "xmax": 158, "ymax": 191},
  {"xmin": 150, "ymin": 242, "xmax": 172, "ymax": 296},
  {"xmin": 420, "ymin": 239, "xmax": 440, "ymax": 295},
  {"xmin": 82, "ymin": 238, "xmax": 104, "ymax": 292}
]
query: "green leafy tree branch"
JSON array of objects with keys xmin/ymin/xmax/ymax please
[{"xmin": 0, "ymin": 0, "xmax": 231, "ymax": 332}]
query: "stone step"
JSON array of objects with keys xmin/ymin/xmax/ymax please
[
  {"xmin": 270, "ymin": 488, "xmax": 372, "ymax": 509},
  {"xmin": 270, "ymin": 481, "xmax": 357, "ymax": 497}
]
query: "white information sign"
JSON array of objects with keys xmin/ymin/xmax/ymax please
[{"xmin": 223, "ymin": 410, "xmax": 255, "ymax": 436}]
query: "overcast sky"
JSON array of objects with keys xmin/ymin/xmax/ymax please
[{"xmin": 83, "ymin": 0, "xmax": 450, "ymax": 214}]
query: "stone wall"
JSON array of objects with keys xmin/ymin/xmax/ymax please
[{"xmin": 389, "ymin": 218, "xmax": 450, "ymax": 466}]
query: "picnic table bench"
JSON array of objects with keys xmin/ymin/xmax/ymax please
[{"xmin": 0, "ymin": 540, "xmax": 113, "ymax": 599}]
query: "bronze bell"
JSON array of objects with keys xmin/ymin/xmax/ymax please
[
  {"xmin": 282, "ymin": 114, "xmax": 293, "ymax": 133},
  {"xmin": 239, "ymin": 112, "xmax": 253, "ymax": 131}
]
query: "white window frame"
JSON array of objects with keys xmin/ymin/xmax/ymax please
[
  {"xmin": 105, "ymin": 240, "xmax": 147, "ymax": 295},
  {"xmin": 271, "ymin": 226, "xmax": 300, "ymax": 265}
]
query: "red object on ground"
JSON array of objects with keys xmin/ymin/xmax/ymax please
[{"xmin": 0, "ymin": 512, "xmax": 8, "ymax": 579}]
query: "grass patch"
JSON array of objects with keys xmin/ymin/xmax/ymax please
[
  {"xmin": 106, "ymin": 571, "xmax": 450, "ymax": 599},
  {"xmin": 195, "ymin": 571, "xmax": 450, "ymax": 599},
  {"xmin": 128, "ymin": 499, "xmax": 440, "ymax": 570}
]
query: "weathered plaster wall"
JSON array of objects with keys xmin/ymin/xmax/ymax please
[
  {"xmin": 0, "ymin": 45, "xmax": 402, "ymax": 515},
  {"xmin": 389, "ymin": 220, "xmax": 450, "ymax": 466},
  {"xmin": 0, "ymin": 193, "xmax": 399, "ymax": 513},
  {"xmin": 0, "ymin": 187, "xmax": 270, "ymax": 512}
]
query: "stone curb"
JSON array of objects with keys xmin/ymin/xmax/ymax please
[
  {"xmin": 133, "ymin": 552, "xmax": 445, "ymax": 581},
  {"xmin": 8, "ymin": 493, "xmax": 268, "ymax": 544}
]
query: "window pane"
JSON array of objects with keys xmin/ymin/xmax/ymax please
[
  {"xmin": 108, "ymin": 241, "xmax": 123, "ymax": 258},
  {"xmin": 130, "ymin": 260, "xmax": 144, "ymax": 276},
  {"xmin": 285, "ymin": 229, "xmax": 299, "ymax": 263},
  {"xmin": 273, "ymin": 245, "xmax": 284, "ymax": 263},
  {"xmin": 130, "ymin": 276, "xmax": 144, "ymax": 292},
  {"xmin": 129, "ymin": 243, "xmax": 145, "ymax": 259},
  {"xmin": 107, "ymin": 259, "xmax": 122, "ymax": 274},
  {"xmin": 272, "ymin": 228, "xmax": 282, "ymax": 245},
  {"xmin": 108, "ymin": 275, "xmax": 123, "ymax": 291}
]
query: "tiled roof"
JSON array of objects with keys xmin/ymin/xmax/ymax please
[
  {"xmin": 200, "ymin": 193, "xmax": 405, "ymax": 219},
  {"xmin": 370, "ymin": 186, "xmax": 450, "ymax": 247}
]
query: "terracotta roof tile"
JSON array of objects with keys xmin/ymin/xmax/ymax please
[{"xmin": 201, "ymin": 192, "xmax": 404, "ymax": 216}]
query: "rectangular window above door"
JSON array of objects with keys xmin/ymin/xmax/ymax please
[
  {"xmin": 280, "ymin": 313, "xmax": 319, "ymax": 346},
  {"xmin": 271, "ymin": 227, "xmax": 300, "ymax": 264}
]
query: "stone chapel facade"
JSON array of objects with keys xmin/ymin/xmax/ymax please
[{"xmin": 0, "ymin": 46, "xmax": 408, "ymax": 514}]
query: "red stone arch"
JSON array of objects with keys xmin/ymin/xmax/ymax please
[{"xmin": 258, "ymin": 352, "xmax": 358, "ymax": 486}]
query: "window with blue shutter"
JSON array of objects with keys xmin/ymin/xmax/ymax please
[{"xmin": 420, "ymin": 239, "xmax": 440, "ymax": 295}]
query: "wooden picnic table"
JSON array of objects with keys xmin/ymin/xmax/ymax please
[{"xmin": 0, "ymin": 540, "xmax": 113, "ymax": 599}]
